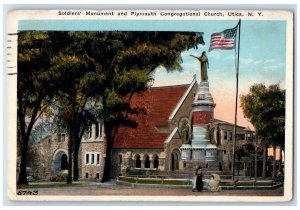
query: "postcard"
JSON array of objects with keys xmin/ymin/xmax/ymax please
[{"xmin": 6, "ymin": 9, "xmax": 293, "ymax": 202}]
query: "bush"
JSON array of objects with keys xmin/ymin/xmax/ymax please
[{"xmin": 49, "ymin": 174, "xmax": 68, "ymax": 182}]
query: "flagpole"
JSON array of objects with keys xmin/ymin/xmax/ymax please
[{"xmin": 232, "ymin": 19, "xmax": 241, "ymax": 181}]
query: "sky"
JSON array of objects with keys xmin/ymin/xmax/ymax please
[
  {"xmin": 19, "ymin": 19, "xmax": 287, "ymax": 129},
  {"xmin": 151, "ymin": 20, "xmax": 286, "ymax": 129}
]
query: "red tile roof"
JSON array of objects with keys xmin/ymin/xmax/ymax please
[{"xmin": 112, "ymin": 85, "xmax": 189, "ymax": 149}]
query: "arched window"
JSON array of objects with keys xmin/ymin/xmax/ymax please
[
  {"xmin": 145, "ymin": 155, "xmax": 150, "ymax": 168},
  {"xmin": 135, "ymin": 155, "xmax": 141, "ymax": 168},
  {"xmin": 61, "ymin": 154, "xmax": 68, "ymax": 170},
  {"xmin": 154, "ymin": 156, "xmax": 159, "ymax": 168}
]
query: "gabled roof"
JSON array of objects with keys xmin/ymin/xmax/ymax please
[
  {"xmin": 214, "ymin": 119, "xmax": 254, "ymax": 132},
  {"xmin": 168, "ymin": 78, "xmax": 197, "ymax": 120},
  {"xmin": 214, "ymin": 118, "xmax": 246, "ymax": 129},
  {"xmin": 112, "ymin": 84, "xmax": 190, "ymax": 149}
]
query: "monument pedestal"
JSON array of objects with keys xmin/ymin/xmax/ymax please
[
  {"xmin": 180, "ymin": 144, "xmax": 192, "ymax": 160},
  {"xmin": 180, "ymin": 80, "xmax": 219, "ymax": 169}
]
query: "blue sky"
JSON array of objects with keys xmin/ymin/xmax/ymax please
[
  {"xmin": 19, "ymin": 19, "xmax": 286, "ymax": 128},
  {"xmin": 151, "ymin": 20, "xmax": 286, "ymax": 128}
]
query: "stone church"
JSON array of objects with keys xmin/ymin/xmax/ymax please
[{"xmin": 32, "ymin": 76, "xmax": 255, "ymax": 181}]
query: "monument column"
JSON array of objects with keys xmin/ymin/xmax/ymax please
[
  {"xmin": 191, "ymin": 81, "xmax": 217, "ymax": 161},
  {"xmin": 180, "ymin": 51, "xmax": 218, "ymax": 165}
]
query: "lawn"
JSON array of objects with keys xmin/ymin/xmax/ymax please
[
  {"xmin": 17, "ymin": 183, "xmax": 83, "ymax": 189},
  {"xmin": 219, "ymin": 181, "xmax": 273, "ymax": 187},
  {"xmin": 118, "ymin": 177, "xmax": 191, "ymax": 186}
]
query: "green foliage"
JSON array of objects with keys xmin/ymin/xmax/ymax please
[
  {"xmin": 49, "ymin": 174, "xmax": 69, "ymax": 182},
  {"xmin": 17, "ymin": 32, "xmax": 74, "ymax": 185},
  {"xmin": 235, "ymin": 147, "xmax": 246, "ymax": 160},
  {"xmin": 18, "ymin": 31, "xmax": 204, "ymax": 183},
  {"xmin": 236, "ymin": 143, "xmax": 255, "ymax": 160},
  {"xmin": 243, "ymin": 143, "xmax": 255, "ymax": 155},
  {"xmin": 240, "ymin": 83, "xmax": 285, "ymax": 146}
]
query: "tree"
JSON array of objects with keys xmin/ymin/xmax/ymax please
[
  {"xmin": 50, "ymin": 51, "xmax": 96, "ymax": 183},
  {"xmin": 240, "ymin": 84, "xmax": 285, "ymax": 178},
  {"xmin": 70, "ymin": 31, "xmax": 204, "ymax": 182},
  {"xmin": 235, "ymin": 147, "xmax": 245, "ymax": 176},
  {"xmin": 18, "ymin": 31, "xmax": 204, "ymax": 184},
  {"xmin": 17, "ymin": 32, "xmax": 70, "ymax": 185}
]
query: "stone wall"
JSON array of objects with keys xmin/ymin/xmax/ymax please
[
  {"xmin": 164, "ymin": 131, "xmax": 182, "ymax": 172},
  {"xmin": 166, "ymin": 81, "xmax": 198, "ymax": 172},
  {"xmin": 111, "ymin": 149, "xmax": 165, "ymax": 178},
  {"xmin": 80, "ymin": 123, "xmax": 106, "ymax": 181},
  {"xmin": 33, "ymin": 123, "xmax": 106, "ymax": 181},
  {"xmin": 35, "ymin": 133, "xmax": 69, "ymax": 180},
  {"xmin": 216, "ymin": 123, "xmax": 255, "ymax": 174}
]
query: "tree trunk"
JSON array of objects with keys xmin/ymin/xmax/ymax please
[
  {"xmin": 278, "ymin": 146, "xmax": 282, "ymax": 173},
  {"xmin": 254, "ymin": 134, "xmax": 258, "ymax": 178},
  {"xmin": 73, "ymin": 124, "xmax": 86, "ymax": 181},
  {"xmin": 73, "ymin": 144, "xmax": 79, "ymax": 181},
  {"xmin": 262, "ymin": 143, "xmax": 267, "ymax": 177},
  {"xmin": 272, "ymin": 144, "xmax": 277, "ymax": 181},
  {"xmin": 17, "ymin": 93, "xmax": 42, "ymax": 186},
  {"xmin": 237, "ymin": 159, "xmax": 240, "ymax": 176},
  {"xmin": 102, "ymin": 141, "xmax": 112, "ymax": 182},
  {"xmin": 17, "ymin": 140, "xmax": 28, "ymax": 185},
  {"xmin": 17, "ymin": 115, "xmax": 29, "ymax": 185},
  {"xmin": 67, "ymin": 128, "xmax": 73, "ymax": 184},
  {"xmin": 101, "ymin": 122, "xmax": 112, "ymax": 183}
]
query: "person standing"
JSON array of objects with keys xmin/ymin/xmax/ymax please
[{"xmin": 192, "ymin": 166, "xmax": 203, "ymax": 192}]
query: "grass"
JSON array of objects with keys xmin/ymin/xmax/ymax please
[
  {"xmin": 219, "ymin": 181, "xmax": 273, "ymax": 187},
  {"xmin": 119, "ymin": 177, "xmax": 274, "ymax": 187},
  {"xmin": 219, "ymin": 182, "xmax": 235, "ymax": 187},
  {"xmin": 119, "ymin": 177, "xmax": 191, "ymax": 186},
  {"xmin": 17, "ymin": 183, "xmax": 83, "ymax": 189}
]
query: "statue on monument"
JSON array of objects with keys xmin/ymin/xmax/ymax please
[
  {"xmin": 190, "ymin": 51, "xmax": 209, "ymax": 81},
  {"xmin": 180, "ymin": 120, "xmax": 191, "ymax": 144},
  {"xmin": 208, "ymin": 119, "xmax": 215, "ymax": 144}
]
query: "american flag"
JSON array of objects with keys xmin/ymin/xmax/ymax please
[{"xmin": 208, "ymin": 25, "xmax": 238, "ymax": 51}]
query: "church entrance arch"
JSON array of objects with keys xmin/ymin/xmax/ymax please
[
  {"xmin": 171, "ymin": 149, "xmax": 180, "ymax": 171},
  {"xmin": 53, "ymin": 149, "xmax": 68, "ymax": 174}
]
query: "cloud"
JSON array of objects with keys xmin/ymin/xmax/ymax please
[
  {"xmin": 240, "ymin": 57, "xmax": 253, "ymax": 65},
  {"xmin": 254, "ymin": 60, "xmax": 262, "ymax": 65},
  {"xmin": 225, "ymin": 55, "xmax": 254, "ymax": 64},
  {"xmin": 263, "ymin": 65, "xmax": 278, "ymax": 72},
  {"xmin": 225, "ymin": 55, "xmax": 235, "ymax": 60},
  {"xmin": 264, "ymin": 59, "xmax": 276, "ymax": 64},
  {"xmin": 209, "ymin": 51, "xmax": 221, "ymax": 59}
]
